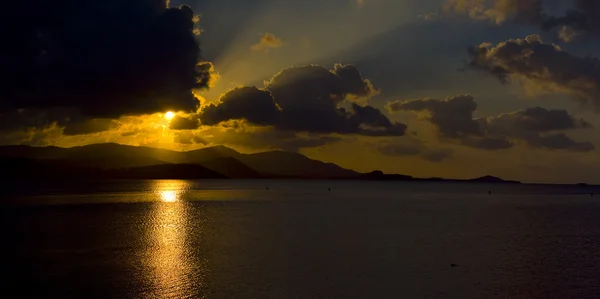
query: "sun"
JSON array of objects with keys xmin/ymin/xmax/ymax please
[{"xmin": 165, "ymin": 111, "xmax": 175, "ymax": 120}]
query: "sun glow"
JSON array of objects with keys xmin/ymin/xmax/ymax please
[{"xmin": 165, "ymin": 111, "xmax": 175, "ymax": 120}]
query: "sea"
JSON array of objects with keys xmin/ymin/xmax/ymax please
[{"xmin": 2, "ymin": 179, "xmax": 600, "ymax": 299}]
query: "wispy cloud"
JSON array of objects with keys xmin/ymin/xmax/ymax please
[{"xmin": 250, "ymin": 33, "xmax": 285, "ymax": 52}]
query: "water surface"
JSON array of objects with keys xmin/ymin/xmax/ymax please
[{"xmin": 3, "ymin": 180, "xmax": 600, "ymax": 298}]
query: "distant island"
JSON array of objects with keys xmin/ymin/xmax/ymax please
[
  {"xmin": 360, "ymin": 171, "xmax": 521, "ymax": 184},
  {"xmin": 0, "ymin": 143, "xmax": 523, "ymax": 184}
]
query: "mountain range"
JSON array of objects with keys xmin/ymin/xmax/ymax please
[
  {"xmin": 0, "ymin": 143, "xmax": 357, "ymax": 180},
  {"xmin": 0, "ymin": 143, "xmax": 520, "ymax": 183}
]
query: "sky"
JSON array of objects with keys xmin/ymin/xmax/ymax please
[{"xmin": 4, "ymin": 0, "xmax": 600, "ymax": 184}]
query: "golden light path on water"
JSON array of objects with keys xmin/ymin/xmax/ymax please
[{"xmin": 147, "ymin": 180, "xmax": 201, "ymax": 298}]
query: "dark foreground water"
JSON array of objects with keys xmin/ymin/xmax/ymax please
[{"xmin": 3, "ymin": 180, "xmax": 600, "ymax": 298}]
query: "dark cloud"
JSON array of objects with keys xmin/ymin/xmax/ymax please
[
  {"xmin": 460, "ymin": 136, "xmax": 514, "ymax": 150},
  {"xmin": 2, "ymin": 0, "xmax": 212, "ymax": 119},
  {"xmin": 481, "ymin": 107, "xmax": 594, "ymax": 151},
  {"xmin": 350, "ymin": 104, "xmax": 408, "ymax": 136},
  {"xmin": 174, "ymin": 131, "xmax": 207, "ymax": 145},
  {"xmin": 482, "ymin": 106, "xmax": 592, "ymax": 133},
  {"xmin": 421, "ymin": 149, "xmax": 454, "ymax": 162},
  {"xmin": 0, "ymin": 110, "xmax": 64, "ymax": 132},
  {"xmin": 372, "ymin": 140, "xmax": 454, "ymax": 162},
  {"xmin": 62, "ymin": 119, "xmax": 117, "ymax": 136},
  {"xmin": 445, "ymin": 0, "xmax": 600, "ymax": 41},
  {"xmin": 388, "ymin": 95, "xmax": 482, "ymax": 138},
  {"xmin": 330, "ymin": 65, "xmax": 379, "ymax": 99},
  {"xmin": 169, "ymin": 115, "xmax": 201, "ymax": 130},
  {"xmin": 388, "ymin": 95, "xmax": 594, "ymax": 151},
  {"xmin": 541, "ymin": 0, "xmax": 600, "ymax": 40},
  {"xmin": 468, "ymin": 35, "xmax": 600, "ymax": 110},
  {"xmin": 122, "ymin": 131, "xmax": 138, "ymax": 137},
  {"xmin": 201, "ymin": 87, "xmax": 280, "ymax": 126},
  {"xmin": 199, "ymin": 65, "xmax": 406, "ymax": 137},
  {"xmin": 0, "ymin": 109, "xmax": 117, "ymax": 136},
  {"xmin": 203, "ymin": 126, "xmax": 344, "ymax": 152},
  {"xmin": 517, "ymin": 107, "xmax": 592, "ymax": 130},
  {"xmin": 265, "ymin": 64, "xmax": 378, "ymax": 113},
  {"xmin": 528, "ymin": 132, "xmax": 595, "ymax": 151}
]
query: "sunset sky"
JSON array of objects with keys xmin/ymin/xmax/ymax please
[{"xmin": 4, "ymin": 0, "xmax": 600, "ymax": 183}]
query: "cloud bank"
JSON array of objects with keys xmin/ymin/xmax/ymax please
[
  {"xmin": 388, "ymin": 95, "xmax": 594, "ymax": 151},
  {"xmin": 198, "ymin": 64, "xmax": 406, "ymax": 137},
  {"xmin": 468, "ymin": 35, "xmax": 600, "ymax": 111},
  {"xmin": 445, "ymin": 0, "xmax": 600, "ymax": 41}
]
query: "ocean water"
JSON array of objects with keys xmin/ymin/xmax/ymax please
[{"xmin": 2, "ymin": 180, "xmax": 600, "ymax": 298}]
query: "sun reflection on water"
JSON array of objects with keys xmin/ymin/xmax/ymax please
[
  {"xmin": 146, "ymin": 180, "xmax": 198, "ymax": 297},
  {"xmin": 160, "ymin": 190, "xmax": 178, "ymax": 202},
  {"xmin": 155, "ymin": 180, "xmax": 189, "ymax": 203}
]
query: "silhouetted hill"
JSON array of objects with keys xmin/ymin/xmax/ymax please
[
  {"xmin": 185, "ymin": 145, "xmax": 242, "ymax": 163},
  {"xmin": 0, "ymin": 143, "xmax": 177, "ymax": 168},
  {"xmin": 65, "ymin": 154, "xmax": 168, "ymax": 169},
  {"xmin": 236, "ymin": 151, "xmax": 359, "ymax": 178},
  {"xmin": 110, "ymin": 164, "xmax": 227, "ymax": 179},
  {"xmin": 0, "ymin": 143, "xmax": 523, "ymax": 183},
  {"xmin": 0, "ymin": 158, "xmax": 227, "ymax": 180},
  {"xmin": 183, "ymin": 147, "xmax": 358, "ymax": 178},
  {"xmin": 467, "ymin": 175, "xmax": 521, "ymax": 184},
  {"xmin": 0, "ymin": 145, "xmax": 65, "ymax": 159},
  {"xmin": 64, "ymin": 143, "xmax": 186, "ymax": 165},
  {"xmin": 0, "ymin": 158, "xmax": 104, "ymax": 179},
  {"xmin": 360, "ymin": 170, "xmax": 414, "ymax": 181},
  {"xmin": 0, "ymin": 143, "xmax": 358, "ymax": 179},
  {"xmin": 358, "ymin": 171, "xmax": 521, "ymax": 184},
  {"xmin": 198, "ymin": 157, "xmax": 261, "ymax": 178}
]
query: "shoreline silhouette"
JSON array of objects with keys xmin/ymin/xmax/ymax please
[{"xmin": 0, "ymin": 143, "xmax": 594, "ymax": 187}]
